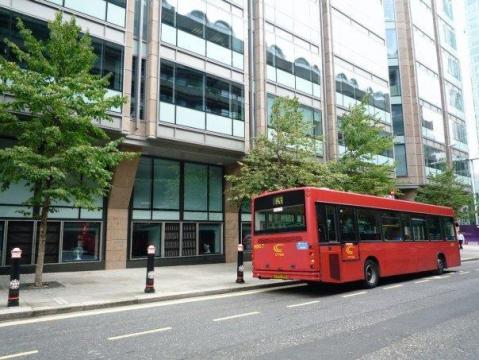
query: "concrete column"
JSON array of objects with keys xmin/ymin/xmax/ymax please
[
  {"xmin": 121, "ymin": 0, "xmax": 136, "ymax": 134},
  {"xmin": 145, "ymin": 0, "xmax": 160, "ymax": 138},
  {"xmin": 321, "ymin": 0, "xmax": 338, "ymax": 161},
  {"xmin": 394, "ymin": 0, "xmax": 426, "ymax": 188},
  {"xmin": 105, "ymin": 148, "xmax": 141, "ymax": 269},
  {"xmin": 224, "ymin": 164, "xmax": 240, "ymax": 263},
  {"xmin": 253, "ymin": 0, "xmax": 267, "ymax": 137}
]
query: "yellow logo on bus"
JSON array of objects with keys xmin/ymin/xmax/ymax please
[
  {"xmin": 254, "ymin": 244, "xmax": 264, "ymax": 250},
  {"xmin": 273, "ymin": 243, "xmax": 285, "ymax": 257},
  {"xmin": 345, "ymin": 244, "xmax": 354, "ymax": 256}
]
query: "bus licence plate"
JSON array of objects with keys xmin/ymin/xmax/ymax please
[{"xmin": 272, "ymin": 274, "xmax": 289, "ymax": 280}]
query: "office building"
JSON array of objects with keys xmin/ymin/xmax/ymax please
[{"xmin": 0, "ymin": 0, "xmax": 471, "ymax": 273}]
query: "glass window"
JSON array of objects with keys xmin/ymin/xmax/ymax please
[
  {"xmin": 325, "ymin": 205, "xmax": 337, "ymax": 242},
  {"xmin": 102, "ymin": 44, "xmax": 123, "ymax": 91},
  {"xmin": 131, "ymin": 56, "xmax": 146, "ymax": 119},
  {"xmin": 182, "ymin": 223, "xmax": 197, "ymax": 256},
  {"xmin": 384, "ymin": 0, "xmax": 395, "ymax": 21},
  {"xmin": 232, "ymin": 15, "xmax": 244, "ymax": 54},
  {"xmin": 133, "ymin": 157, "xmax": 152, "ymax": 209},
  {"xmin": 162, "ymin": 0, "xmax": 177, "ymax": 26},
  {"xmin": 254, "ymin": 205, "xmax": 305, "ymax": 233},
  {"xmin": 338, "ymin": 207, "xmax": 356, "ymax": 242},
  {"xmin": 107, "ymin": 0, "xmax": 126, "ymax": 27},
  {"xmin": 427, "ymin": 216, "xmax": 443, "ymax": 240},
  {"xmin": 199, "ymin": 223, "xmax": 221, "ymax": 254},
  {"xmin": 131, "ymin": 223, "xmax": 162, "ymax": 258},
  {"xmin": 412, "ymin": 217, "xmax": 427, "ymax": 240},
  {"xmin": 6, "ymin": 221, "xmax": 33, "ymax": 265},
  {"xmin": 401, "ymin": 214, "xmax": 412, "ymax": 241},
  {"xmin": 61, "ymin": 222, "xmax": 100, "ymax": 262},
  {"xmin": 241, "ymin": 222, "xmax": 251, "ymax": 251},
  {"xmin": 389, "ymin": 66, "xmax": 401, "ymax": 96},
  {"xmin": 231, "ymin": 84, "xmax": 244, "ymax": 121},
  {"xmin": 357, "ymin": 209, "xmax": 380, "ymax": 241},
  {"xmin": 206, "ymin": 2, "xmax": 231, "ymax": 49},
  {"xmin": 64, "ymin": 0, "xmax": 107, "ymax": 20},
  {"xmin": 206, "ymin": 76, "xmax": 230, "ymax": 117},
  {"xmin": 0, "ymin": 9, "xmax": 11, "ymax": 60},
  {"xmin": 394, "ymin": 144, "xmax": 408, "ymax": 177},
  {"xmin": 184, "ymin": 163, "xmax": 208, "ymax": 211},
  {"xmin": 175, "ymin": 65, "xmax": 204, "ymax": 111},
  {"xmin": 208, "ymin": 166, "xmax": 223, "ymax": 212},
  {"xmin": 177, "ymin": 0, "xmax": 206, "ymax": 38},
  {"xmin": 392, "ymin": 105, "xmax": 404, "ymax": 136},
  {"xmin": 442, "ymin": 217, "xmax": 456, "ymax": 240},
  {"xmin": 382, "ymin": 212, "xmax": 402, "ymax": 241},
  {"xmin": 35, "ymin": 222, "xmax": 60, "ymax": 264},
  {"xmin": 160, "ymin": 61, "xmax": 174, "ymax": 103},
  {"xmin": 153, "ymin": 159, "xmax": 180, "ymax": 210},
  {"xmin": 386, "ymin": 29, "xmax": 398, "ymax": 58}
]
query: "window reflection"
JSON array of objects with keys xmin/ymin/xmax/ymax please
[
  {"xmin": 159, "ymin": 61, "xmax": 245, "ymax": 135},
  {"xmin": 161, "ymin": 0, "xmax": 244, "ymax": 68},
  {"xmin": 62, "ymin": 222, "xmax": 100, "ymax": 262}
]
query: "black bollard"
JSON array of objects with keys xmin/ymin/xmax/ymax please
[
  {"xmin": 236, "ymin": 243, "xmax": 245, "ymax": 284},
  {"xmin": 8, "ymin": 248, "xmax": 22, "ymax": 307},
  {"xmin": 144, "ymin": 245, "xmax": 155, "ymax": 293}
]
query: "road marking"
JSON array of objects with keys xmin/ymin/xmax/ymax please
[
  {"xmin": 286, "ymin": 300, "xmax": 320, "ymax": 308},
  {"xmin": 0, "ymin": 283, "xmax": 306, "ymax": 328},
  {"xmin": 428, "ymin": 275, "xmax": 450, "ymax": 280},
  {"xmin": 342, "ymin": 291, "xmax": 367, "ymax": 298},
  {"xmin": 0, "ymin": 350, "xmax": 38, "ymax": 359},
  {"xmin": 213, "ymin": 311, "xmax": 260, "ymax": 322},
  {"xmin": 459, "ymin": 271, "xmax": 470, "ymax": 275},
  {"xmin": 108, "ymin": 327, "xmax": 172, "ymax": 341},
  {"xmin": 54, "ymin": 297, "xmax": 68, "ymax": 305},
  {"xmin": 383, "ymin": 284, "xmax": 403, "ymax": 290},
  {"xmin": 414, "ymin": 279, "xmax": 430, "ymax": 284}
]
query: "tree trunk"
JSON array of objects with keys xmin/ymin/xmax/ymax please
[{"xmin": 34, "ymin": 196, "xmax": 50, "ymax": 287}]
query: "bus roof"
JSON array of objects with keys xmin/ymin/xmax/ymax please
[{"xmin": 253, "ymin": 187, "xmax": 455, "ymax": 217}]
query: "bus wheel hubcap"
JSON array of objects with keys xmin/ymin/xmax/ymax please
[{"xmin": 366, "ymin": 266, "xmax": 375, "ymax": 283}]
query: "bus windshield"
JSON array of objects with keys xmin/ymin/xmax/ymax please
[{"xmin": 254, "ymin": 190, "xmax": 306, "ymax": 234}]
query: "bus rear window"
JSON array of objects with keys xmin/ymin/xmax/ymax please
[{"xmin": 254, "ymin": 190, "xmax": 306, "ymax": 233}]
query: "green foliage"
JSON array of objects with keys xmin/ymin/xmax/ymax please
[
  {"xmin": 226, "ymin": 96, "xmax": 345, "ymax": 203},
  {"xmin": 415, "ymin": 168, "xmax": 475, "ymax": 221},
  {"xmin": 0, "ymin": 14, "xmax": 136, "ymax": 285},
  {"xmin": 330, "ymin": 100, "xmax": 396, "ymax": 196}
]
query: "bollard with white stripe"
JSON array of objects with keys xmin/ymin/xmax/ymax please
[
  {"xmin": 144, "ymin": 245, "xmax": 155, "ymax": 293},
  {"xmin": 8, "ymin": 248, "xmax": 22, "ymax": 307},
  {"xmin": 236, "ymin": 243, "xmax": 245, "ymax": 284}
]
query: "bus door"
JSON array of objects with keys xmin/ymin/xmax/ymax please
[{"xmin": 337, "ymin": 206, "xmax": 360, "ymax": 262}]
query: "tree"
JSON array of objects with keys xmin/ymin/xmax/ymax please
[
  {"xmin": 0, "ymin": 14, "xmax": 135, "ymax": 286},
  {"xmin": 415, "ymin": 168, "xmax": 475, "ymax": 221},
  {"xmin": 330, "ymin": 100, "xmax": 396, "ymax": 196},
  {"xmin": 226, "ymin": 96, "xmax": 345, "ymax": 203}
]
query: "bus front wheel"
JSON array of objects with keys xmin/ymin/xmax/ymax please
[
  {"xmin": 363, "ymin": 260, "xmax": 379, "ymax": 288},
  {"xmin": 436, "ymin": 255, "xmax": 445, "ymax": 275}
]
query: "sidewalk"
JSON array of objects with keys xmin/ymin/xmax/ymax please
[{"xmin": 1, "ymin": 246, "xmax": 478, "ymax": 322}]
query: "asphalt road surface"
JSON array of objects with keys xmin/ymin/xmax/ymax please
[{"xmin": 0, "ymin": 261, "xmax": 478, "ymax": 360}]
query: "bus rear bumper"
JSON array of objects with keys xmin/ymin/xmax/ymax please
[{"xmin": 253, "ymin": 270, "xmax": 321, "ymax": 281}]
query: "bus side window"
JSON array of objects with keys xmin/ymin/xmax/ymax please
[
  {"xmin": 382, "ymin": 212, "xmax": 402, "ymax": 241},
  {"xmin": 442, "ymin": 217, "xmax": 456, "ymax": 240},
  {"xmin": 325, "ymin": 205, "xmax": 337, "ymax": 242},
  {"xmin": 338, "ymin": 206, "xmax": 356, "ymax": 243},
  {"xmin": 411, "ymin": 217, "xmax": 427, "ymax": 241},
  {"xmin": 426, "ymin": 216, "xmax": 442, "ymax": 241},
  {"xmin": 315, "ymin": 203, "xmax": 327, "ymax": 243},
  {"xmin": 357, "ymin": 208, "xmax": 380, "ymax": 241},
  {"xmin": 401, "ymin": 213, "xmax": 412, "ymax": 241}
]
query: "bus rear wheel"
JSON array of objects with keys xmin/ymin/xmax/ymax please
[{"xmin": 363, "ymin": 260, "xmax": 379, "ymax": 288}]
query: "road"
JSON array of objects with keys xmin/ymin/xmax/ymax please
[{"xmin": 0, "ymin": 261, "xmax": 478, "ymax": 360}]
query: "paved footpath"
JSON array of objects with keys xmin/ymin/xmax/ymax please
[{"xmin": 0, "ymin": 245, "xmax": 478, "ymax": 322}]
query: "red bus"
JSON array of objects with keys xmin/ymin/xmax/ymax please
[{"xmin": 252, "ymin": 187, "xmax": 461, "ymax": 288}]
